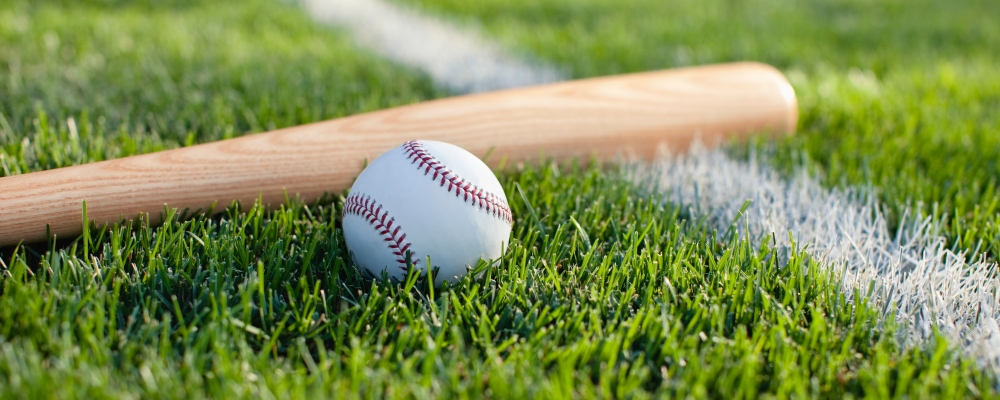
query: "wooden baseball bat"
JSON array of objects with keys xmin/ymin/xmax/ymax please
[{"xmin": 0, "ymin": 62, "xmax": 797, "ymax": 246}]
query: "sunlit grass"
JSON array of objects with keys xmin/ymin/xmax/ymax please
[
  {"xmin": 396, "ymin": 0, "xmax": 1000, "ymax": 259},
  {"xmin": 2, "ymin": 160, "xmax": 992, "ymax": 397},
  {"xmin": 1, "ymin": 0, "xmax": 998, "ymax": 397}
]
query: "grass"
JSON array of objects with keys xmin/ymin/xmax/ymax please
[
  {"xmin": 2, "ymin": 161, "xmax": 993, "ymax": 397},
  {"xmin": 0, "ymin": 0, "xmax": 441, "ymax": 174},
  {"xmin": 1, "ymin": 0, "xmax": 999, "ymax": 398},
  {"xmin": 394, "ymin": 0, "xmax": 1000, "ymax": 259}
]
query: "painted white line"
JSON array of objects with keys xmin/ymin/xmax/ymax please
[
  {"xmin": 298, "ymin": 0, "xmax": 1000, "ymax": 375},
  {"xmin": 301, "ymin": 0, "xmax": 565, "ymax": 93},
  {"xmin": 632, "ymin": 145, "xmax": 1000, "ymax": 373}
]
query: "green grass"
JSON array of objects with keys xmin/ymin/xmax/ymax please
[
  {"xmin": 0, "ymin": 0, "xmax": 441, "ymax": 174},
  {"xmin": 395, "ymin": 0, "xmax": 1000, "ymax": 259},
  {"xmin": 2, "ymin": 162, "xmax": 993, "ymax": 397},
  {"xmin": 2, "ymin": 0, "xmax": 999, "ymax": 398}
]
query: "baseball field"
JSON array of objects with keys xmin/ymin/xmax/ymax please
[{"xmin": 2, "ymin": 0, "xmax": 999, "ymax": 397}]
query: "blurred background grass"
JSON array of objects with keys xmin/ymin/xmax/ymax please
[
  {"xmin": 393, "ymin": 0, "xmax": 997, "ymax": 73},
  {"xmin": 0, "ymin": 0, "xmax": 441, "ymax": 174}
]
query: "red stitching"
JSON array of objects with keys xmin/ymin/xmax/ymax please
[
  {"xmin": 344, "ymin": 193, "xmax": 414, "ymax": 272},
  {"xmin": 401, "ymin": 141, "xmax": 513, "ymax": 225}
]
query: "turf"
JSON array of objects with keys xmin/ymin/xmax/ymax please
[
  {"xmin": 0, "ymin": 0, "xmax": 441, "ymax": 175},
  {"xmin": 394, "ymin": 0, "xmax": 1000, "ymax": 259},
  {"xmin": 1, "ymin": 0, "xmax": 999, "ymax": 398},
  {"xmin": 2, "ymin": 160, "xmax": 993, "ymax": 397}
]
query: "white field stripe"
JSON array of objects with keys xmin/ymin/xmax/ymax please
[
  {"xmin": 299, "ymin": 0, "xmax": 1000, "ymax": 374},
  {"xmin": 301, "ymin": 0, "xmax": 565, "ymax": 93},
  {"xmin": 631, "ymin": 145, "xmax": 1000, "ymax": 373}
]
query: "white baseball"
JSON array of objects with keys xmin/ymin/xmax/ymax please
[{"xmin": 342, "ymin": 140, "xmax": 513, "ymax": 285}]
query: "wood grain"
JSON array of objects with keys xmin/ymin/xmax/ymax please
[{"xmin": 0, "ymin": 62, "xmax": 797, "ymax": 245}]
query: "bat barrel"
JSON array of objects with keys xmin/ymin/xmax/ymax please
[{"xmin": 0, "ymin": 62, "xmax": 797, "ymax": 246}]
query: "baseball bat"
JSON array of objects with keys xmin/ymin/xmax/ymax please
[{"xmin": 0, "ymin": 62, "xmax": 797, "ymax": 246}]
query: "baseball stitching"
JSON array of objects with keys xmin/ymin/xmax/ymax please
[
  {"xmin": 343, "ymin": 193, "xmax": 414, "ymax": 271},
  {"xmin": 401, "ymin": 141, "xmax": 514, "ymax": 225}
]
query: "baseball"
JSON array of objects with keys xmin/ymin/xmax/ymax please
[{"xmin": 342, "ymin": 140, "xmax": 513, "ymax": 285}]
